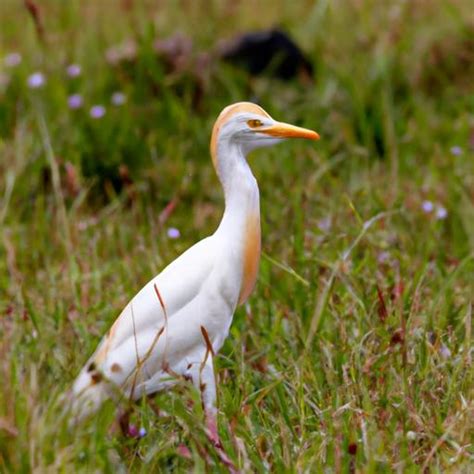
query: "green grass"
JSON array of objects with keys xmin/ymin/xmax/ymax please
[{"xmin": 0, "ymin": 0, "xmax": 473, "ymax": 472}]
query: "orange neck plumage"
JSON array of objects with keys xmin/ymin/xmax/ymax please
[{"xmin": 238, "ymin": 211, "xmax": 261, "ymax": 304}]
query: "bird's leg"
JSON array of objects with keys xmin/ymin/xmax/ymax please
[
  {"xmin": 188, "ymin": 355, "xmax": 238, "ymax": 473},
  {"xmin": 196, "ymin": 357, "xmax": 220, "ymax": 446},
  {"xmin": 118, "ymin": 408, "xmax": 131, "ymax": 436}
]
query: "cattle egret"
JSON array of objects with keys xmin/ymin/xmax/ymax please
[{"xmin": 71, "ymin": 102, "xmax": 319, "ymax": 464}]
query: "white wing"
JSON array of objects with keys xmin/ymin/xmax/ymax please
[
  {"xmin": 71, "ymin": 235, "xmax": 230, "ymax": 415},
  {"xmin": 101, "ymin": 235, "xmax": 216, "ymax": 352}
]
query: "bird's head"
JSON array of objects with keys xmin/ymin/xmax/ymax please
[{"xmin": 210, "ymin": 102, "xmax": 319, "ymax": 170}]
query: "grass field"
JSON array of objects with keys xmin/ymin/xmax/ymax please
[{"xmin": 1, "ymin": 0, "xmax": 473, "ymax": 472}]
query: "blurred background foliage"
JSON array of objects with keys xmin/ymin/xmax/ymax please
[{"xmin": 0, "ymin": 0, "xmax": 472, "ymax": 198}]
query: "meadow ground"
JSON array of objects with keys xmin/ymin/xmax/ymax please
[{"xmin": 0, "ymin": 0, "xmax": 473, "ymax": 472}]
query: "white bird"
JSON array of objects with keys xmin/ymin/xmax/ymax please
[{"xmin": 71, "ymin": 102, "xmax": 319, "ymax": 464}]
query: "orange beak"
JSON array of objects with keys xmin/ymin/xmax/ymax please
[{"xmin": 260, "ymin": 122, "xmax": 320, "ymax": 141}]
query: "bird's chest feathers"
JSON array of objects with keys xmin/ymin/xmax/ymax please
[{"xmin": 238, "ymin": 211, "xmax": 261, "ymax": 304}]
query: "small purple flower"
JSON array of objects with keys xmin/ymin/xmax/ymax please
[
  {"xmin": 377, "ymin": 251, "xmax": 391, "ymax": 264},
  {"xmin": 421, "ymin": 200, "xmax": 434, "ymax": 213},
  {"xmin": 27, "ymin": 72, "xmax": 45, "ymax": 89},
  {"xmin": 66, "ymin": 64, "xmax": 81, "ymax": 78},
  {"xmin": 4, "ymin": 52, "xmax": 22, "ymax": 68},
  {"xmin": 435, "ymin": 206, "xmax": 448, "ymax": 220},
  {"xmin": 317, "ymin": 216, "xmax": 332, "ymax": 233},
  {"xmin": 127, "ymin": 424, "xmax": 138, "ymax": 437},
  {"xmin": 67, "ymin": 93, "xmax": 83, "ymax": 109},
  {"xmin": 450, "ymin": 146, "xmax": 462, "ymax": 156},
  {"xmin": 439, "ymin": 344, "xmax": 451, "ymax": 359},
  {"xmin": 126, "ymin": 424, "xmax": 147, "ymax": 438},
  {"xmin": 167, "ymin": 227, "xmax": 180, "ymax": 239},
  {"xmin": 90, "ymin": 105, "xmax": 106, "ymax": 119},
  {"xmin": 111, "ymin": 92, "xmax": 126, "ymax": 106}
]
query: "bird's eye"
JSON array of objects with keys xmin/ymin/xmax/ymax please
[{"xmin": 247, "ymin": 119, "xmax": 263, "ymax": 128}]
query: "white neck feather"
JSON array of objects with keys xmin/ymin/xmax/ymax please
[{"xmin": 214, "ymin": 141, "xmax": 260, "ymax": 235}]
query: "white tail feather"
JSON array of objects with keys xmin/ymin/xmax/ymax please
[{"xmin": 69, "ymin": 370, "xmax": 109, "ymax": 424}]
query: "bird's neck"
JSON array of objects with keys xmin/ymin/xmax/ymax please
[
  {"xmin": 214, "ymin": 141, "xmax": 261, "ymax": 304},
  {"xmin": 215, "ymin": 142, "xmax": 260, "ymax": 230}
]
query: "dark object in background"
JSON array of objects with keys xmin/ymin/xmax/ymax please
[
  {"xmin": 96, "ymin": 29, "xmax": 313, "ymax": 196},
  {"xmin": 218, "ymin": 29, "xmax": 313, "ymax": 82}
]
